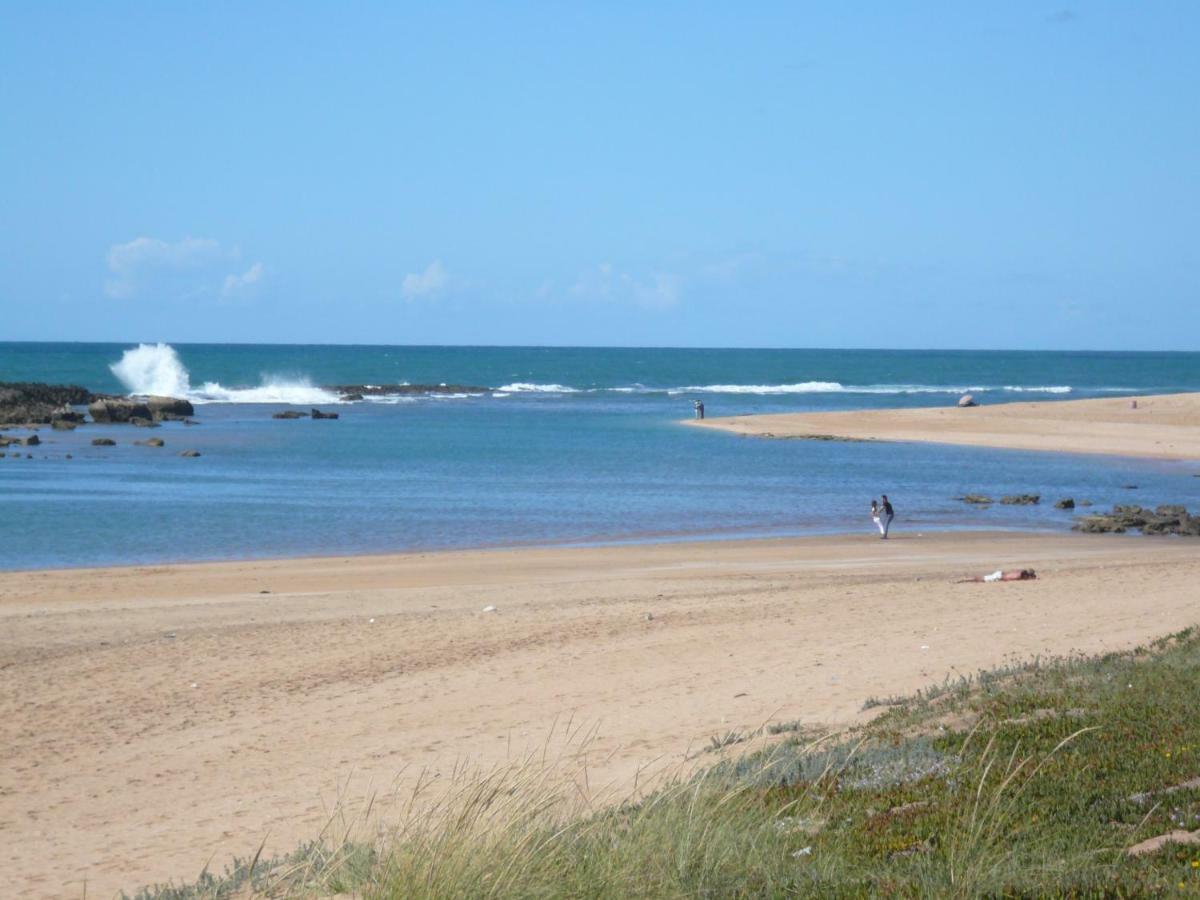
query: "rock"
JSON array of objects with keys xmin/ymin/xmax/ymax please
[
  {"xmin": 0, "ymin": 382, "xmax": 90, "ymax": 425},
  {"xmin": 1074, "ymin": 504, "xmax": 1197, "ymax": 537},
  {"xmin": 1054, "ymin": 498, "xmax": 1075, "ymax": 509},
  {"xmin": 130, "ymin": 417, "xmax": 160, "ymax": 428},
  {"xmin": 272, "ymin": 410, "xmax": 309, "ymax": 419},
  {"xmin": 51, "ymin": 419, "xmax": 77, "ymax": 431},
  {"xmin": 957, "ymin": 394, "xmax": 977, "ymax": 408},
  {"xmin": 1121, "ymin": 484, "xmax": 1139, "ymax": 490},
  {"xmin": 958, "ymin": 494, "xmax": 993, "ymax": 505},
  {"xmin": 91, "ymin": 437, "xmax": 116, "ymax": 446},
  {"xmin": 342, "ymin": 393, "xmax": 364, "ymax": 401},
  {"xmin": 1000, "ymin": 494, "xmax": 1040, "ymax": 505},
  {"xmin": 88, "ymin": 397, "xmax": 151, "ymax": 423},
  {"xmin": 146, "ymin": 396, "xmax": 195, "ymax": 419},
  {"xmin": 51, "ymin": 406, "xmax": 85, "ymax": 424},
  {"xmin": 135, "ymin": 438, "xmax": 165, "ymax": 447},
  {"xmin": 179, "ymin": 449, "xmax": 202, "ymax": 457},
  {"xmin": 311, "ymin": 408, "xmax": 339, "ymax": 420}
]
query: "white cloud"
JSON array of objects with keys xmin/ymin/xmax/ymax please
[
  {"xmin": 105, "ymin": 236, "xmax": 223, "ymax": 298},
  {"xmin": 569, "ymin": 262, "xmax": 682, "ymax": 308},
  {"xmin": 401, "ymin": 260, "xmax": 449, "ymax": 298},
  {"xmin": 221, "ymin": 262, "xmax": 265, "ymax": 299},
  {"xmin": 105, "ymin": 236, "xmax": 263, "ymax": 301}
]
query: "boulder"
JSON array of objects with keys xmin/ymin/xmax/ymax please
[
  {"xmin": 88, "ymin": 398, "xmax": 151, "ymax": 423},
  {"xmin": 272, "ymin": 410, "xmax": 308, "ymax": 419},
  {"xmin": 1001, "ymin": 494, "xmax": 1040, "ymax": 505},
  {"xmin": 135, "ymin": 438, "xmax": 165, "ymax": 447},
  {"xmin": 17, "ymin": 434, "xmax": 40, "ymax": 446},
  {"xmin": 1054, "ymin": 498, "xmax": 1075, "ymax": 509},
  {"xmin": 91, "ymin": 438, "xmax": 116, "ymax": 446},
  {"xmin": 179, "ymin": 449, "xmax": 202, "ymax": 457},
  {"xmin": 51, "ymin": 406, "xmax": 85, "ymax": 424},
  {"xmin": 51, "ymin": 419, "xmax": 77, "ymax": 431},
  {"xmin": 1074, "ymin": 504, "xmax": 1197, "ymax": 537},
  {"xmin": 1156, "ymin": 505, "xmax": 1188, "ymax": 518},
  {"xmin": 957, "ymin": 394, "xmax": 977, "ymax": 408},
  {"xmin": 311, "ymin": 408, "xmax": 339, "ymax": 420},
  {"xmin": 146, "ymin": 396, "xmax": 195, "ymax": 419}
]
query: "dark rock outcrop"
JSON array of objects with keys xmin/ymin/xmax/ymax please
[
  {"xmin": 92, "ymin": 437, "xmax": 116, "ymax": 446},
  {"xmin": 329, "ymin": 383, "xmax": 490, "ymax": 398},
  {"xmin": 1001, "ymin": 494, "xmax": 1040, "ymax": 505},
  {"xmin": 272, "ymin": 410, "xmax": 309, "ymax": 419},
  {"xmin": 1054, "ymin": 498, "xmax": 1075, "ymax": 509},
  {"xmin": 1075, "ymin": 504, "xmax": 1200, "ymax": 537},
  {"xmin": 0, "ymin": 382, "xmax": 90, "ymax": 425},
  {"xmin": 51, "ymin": 419, "xmax": 77, "ymax": 431},
  {"xmin": 135, "ymin": 438, "xmax": 165, "ymax": 447},
  {"xmin": 179, "ymin": 449, "xmax": 202, "ymax": 457},
  {"xmin": 311, "ymin": 408, "xmax": 339, "ymax": 420}
]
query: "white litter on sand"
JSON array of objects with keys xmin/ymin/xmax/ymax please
[{"xmin": 482, "ymin": 605, "xmax": 497, "ymax": 613}]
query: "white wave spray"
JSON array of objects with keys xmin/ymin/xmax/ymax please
[{"xmin": 109, "ymin": 343, "xmax": 339, "ymax": 404}]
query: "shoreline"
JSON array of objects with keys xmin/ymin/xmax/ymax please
[
  {"xmin": 687, "ymin": 391, "xmax": 1200, "ymax": 461},
  {"xmin": 4, "ymin": 530, "xmax": 1200, "ymax": 897}
]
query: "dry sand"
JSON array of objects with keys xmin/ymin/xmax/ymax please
[
  {"xmin": 689, "ymin": 391, "xmax": 1200, "ymax": 460},
  {"xmin": 4, "ymin": 532, "xmax": 1200, "ymax": 897}
]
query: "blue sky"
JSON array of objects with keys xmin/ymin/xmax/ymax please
[{"xmin": 1, "ymin": 2, "xmax": 1196, "ymax": 349}]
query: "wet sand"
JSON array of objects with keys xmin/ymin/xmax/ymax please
[{"xmin": 3, "ymin": 531, "xmax": 1199, "ymax": 897}]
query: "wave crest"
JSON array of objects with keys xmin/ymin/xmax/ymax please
[{"xmin": 110, "ymin": 343, "xmax": 338, "ymax": 405}]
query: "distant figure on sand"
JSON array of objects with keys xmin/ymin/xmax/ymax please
[
  {"xmin": 880, "ymin": 495, "xmax": 895, "ymax": 539},
  {"xmin": 958, "ymin": 569, "xmax": 1037, "ymax": 583},
  {"xmin": 693, "ymin": 400, "xmax": 705, "ymax": 420},
  {"xmin": 870, "ymin": 499, "xmax": 884, "ymax": 536}
]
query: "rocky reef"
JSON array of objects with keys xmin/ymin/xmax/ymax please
[{"xmin": 1075, "ymin": 505, "xmax": 1200, "ymax": 537}]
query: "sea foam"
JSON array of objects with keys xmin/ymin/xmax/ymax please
[{"xmin": 110, "ymin": 343, "xmax": 339, "ymax": 405}]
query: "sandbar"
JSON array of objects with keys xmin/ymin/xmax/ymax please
[{"xmin": 688, "ymin": 391, "xmax": 1200, "ymax": 460}]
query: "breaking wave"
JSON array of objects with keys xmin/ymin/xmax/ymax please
[
  {"xmin": 496, "ymin": 382, "xmax": 580, "ymax": 393},
  {"xmin": 110, "ymin": 343, "xmax": 339, "ymax": 405},
  {"xmin": 661, "ymin": 383, "xmax": 1073, "ymax": 396}
]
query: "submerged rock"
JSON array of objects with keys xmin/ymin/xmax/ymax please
[
  {"xmin": 179, "ymin": 449, "xmax": 202, "ymax": 457},
  {"xmin": 272, "ymin": 410, "xmax": 309, "ymax": 419},
  {"xmin": 311, "ymin": 408, "xmax": 339, "ymax": 420},
  {"xmin": 958, "ymin": 494, "xmax": 993, "ymax": 505},
  {"xmin": 91, "ymin": 437, "xmax": 116, "ymax": 446},
  {"xmin": 1001, "ymin": 494, "xmax": 1040, "ymax": 505},
  {"xmin": 1054, "ymin": 498, "xmax": 1075, "ymax": 509},
  {"xmin": 134, "ymin": 438, "xmax": 165, "ymax": 447}
]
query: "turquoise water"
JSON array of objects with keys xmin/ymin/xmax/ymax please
[{"xmin": 1, "ymin": 343, "xmax": 1198, "ymax": 569}]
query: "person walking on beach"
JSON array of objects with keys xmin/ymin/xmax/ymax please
[
  {"xmin": 880, "ymin": 494, "xmax": 895, "ymax": 539},
  {"xmin": 870, "ymin": 499, "xmax": 885, "ymax": 536}
]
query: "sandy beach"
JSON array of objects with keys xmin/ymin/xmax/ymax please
[
  {"xmin": 4, "ymin": 531, "xmax": 1200, "ymax": 897},
  {"xmin": 689, "ymin": 391, "xmax": 1200, "ymax": 460}
]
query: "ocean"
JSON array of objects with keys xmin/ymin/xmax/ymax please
[{"xmin": 2, "ymin": 342, "xmax": 1198, "ymax": 570}]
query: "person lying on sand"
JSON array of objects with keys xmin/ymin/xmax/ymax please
[{"xmin": 958, "ymin": 569, "xmax": 1037, "ymax": 583}]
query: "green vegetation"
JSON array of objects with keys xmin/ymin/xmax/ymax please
[{"xmin": 128, "ymin": 627, "xmax": 1200, "ymax": 898}]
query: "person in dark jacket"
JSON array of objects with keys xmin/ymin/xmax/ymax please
[{"xmin": 880, "ymin": 495, "xmax": 895, "ymax": 539}]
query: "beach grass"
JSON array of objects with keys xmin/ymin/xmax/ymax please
[{"xmin": 127, "ymin": 627, "xmax": 1200, "ymax": 898}]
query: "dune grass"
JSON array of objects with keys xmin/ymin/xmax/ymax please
[{"xmin": 127, "ymin": 627, "xmax": 1200, "ymax": 898}]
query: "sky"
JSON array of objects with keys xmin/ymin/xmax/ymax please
[{"xmin": 1, "ymin": 2, "xmax": 1197, "ymax": 350}]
